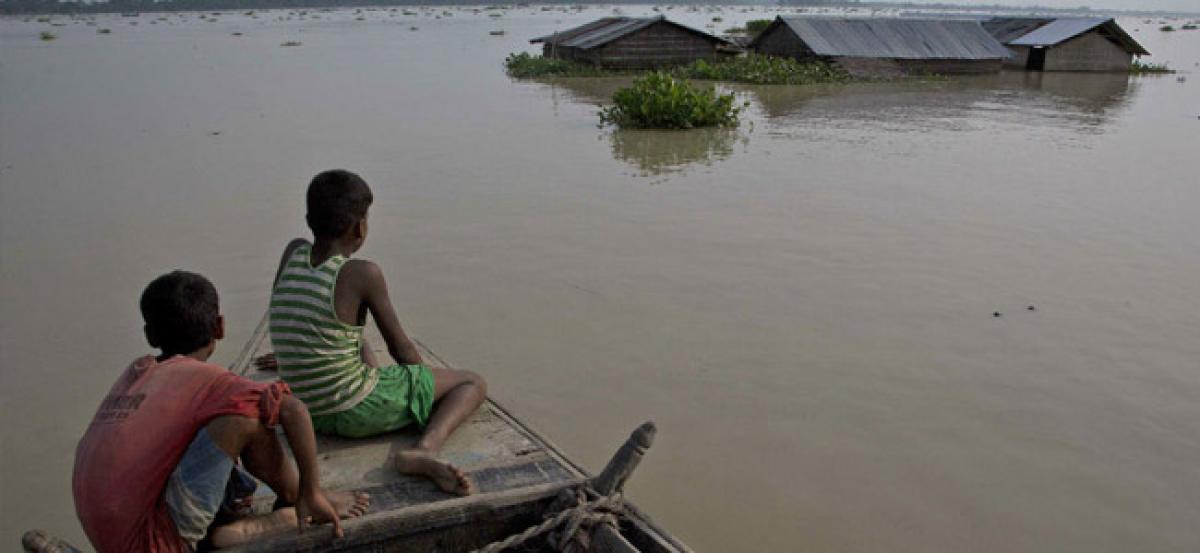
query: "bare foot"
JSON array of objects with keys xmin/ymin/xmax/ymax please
[
  {"xmin": 327, "ymin": 490, "xmax": 371, "ymax": 518},
  {"xmin": 209, "ymin": 508, "xmax": 297, "ymax": 548},
  {"xmin": 393, "ymin": 449, "xmax": 474, "ymax": 496}
]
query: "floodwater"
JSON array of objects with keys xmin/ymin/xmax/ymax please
[{"xmin": 3, "ymin": 5, "xmax": 1200, "ymax": 552}]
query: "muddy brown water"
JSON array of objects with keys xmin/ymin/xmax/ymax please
[{"xmin": 2, "ymin": 6, "xmax": 1200, "ymax": 552}]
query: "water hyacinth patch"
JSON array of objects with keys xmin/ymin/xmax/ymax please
[
  {"xmin": 599, "ymin": 72, "xmax": 740, "ymax": 130},
  {"xmin": 504, "ymin": 52, "xmax": 613, "ymax": 78},
  {"xmin": 1130, "ymin": 59, "xmax": 1175, "ymax": 73}
]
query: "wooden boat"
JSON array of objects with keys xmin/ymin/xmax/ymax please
[{"xmin": 24, "ymin": 311, "xmax": 690, "ymax": 553}]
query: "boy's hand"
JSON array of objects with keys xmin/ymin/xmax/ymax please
[
  {"xmin": 254, "ymin": 352, "xmax": 279, "ymax": 371},
  {"xmin": 296, "ymin": 489, "xmax": 343, "ymax": 538}
]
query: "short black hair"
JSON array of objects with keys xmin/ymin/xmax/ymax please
[
  {"xmin": 306, "ymin": 169, "xmax": 373, "ymax": 239},
  {"xmin": 140, "ymin": 270, "xmax": 220, "ymax": 356}
]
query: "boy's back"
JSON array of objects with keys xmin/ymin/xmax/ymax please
[
  {"xmin": 269, "ymin": 242, "xmax": 380, "ymax": 416},
  {"xmin": 73, "ymin": 355, "xmax": 287, "ymax": 552}
]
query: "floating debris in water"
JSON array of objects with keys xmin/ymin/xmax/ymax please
[
  {"xmin": 210, "ymin": 131, "xmax": 221, "ymax": 136},
  {"xmin": 993, "ymin": 312, "xmax": 1002, "ymax": 318},
  {"xmin": 98, "ymin": 28, "xmax": 111, "ymax": 34},
  {"xmin": 489, "ymin": 30, "xmax": 505, "ymax": 36},
  {"xmin": 409, "ymin": 26, "xmax": 419, "ymax": 31},
  {"xmin": 1027, "ymin": 306, "xmax": 1036, "ymax": 311},
  {"xmin": 39, "ymin": 31, "xmax": 56, "ymax": 41},
  {"xmin": 231, "ymin": 32, "xmax": 242, "ymax": 36},
  {"xmin": 280, "ymin": 41, "xmax": 302, "ymax": 47}
]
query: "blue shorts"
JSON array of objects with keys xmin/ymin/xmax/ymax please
[{"xmin": 163, "ymin": 428, "xmax": 258, "ymax": 550}]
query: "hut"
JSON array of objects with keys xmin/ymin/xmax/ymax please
[
  {"xmin": 530, "ymin": 16, "xmax": 734, "ymax": 69},
  {"xmin": 982, "ymin": 17, "xmax": 1149, "ymax": 71},
  {"xmin": 748, "ymin": 16, "xmax": 1011, "ymax": 77}
]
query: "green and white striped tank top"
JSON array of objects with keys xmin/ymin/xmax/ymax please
[{"xmin": 269, "ymin": 244, "xmax": 378, "ymax": 416}]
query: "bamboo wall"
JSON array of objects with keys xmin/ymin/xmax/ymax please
[
  {"xmin": 1043, "ymin": 31, "xmax": 1133, "ymax": 72},
  {"xmin": 753, "ymin": 24, "xmax": 817, "ymax": 61}
]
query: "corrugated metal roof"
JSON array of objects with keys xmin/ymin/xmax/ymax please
[
  {"xmin": 982, "ymin": 17, "xmax": 1052, "ymax": 43},
  {"xmin": 1007, "ymin": 17, "xmax": 1108, "ymax": 46},
  {"xmin": 530, "ymin": 17, "xmax": 625, "ymax": 45},
  {"xmin": 531, "ymin": 16, "xmax": 728, "ymax": 50},
  {"xmin": 1004, "ymin": 17, "xmax": 1149, "ymax": 55},
  {"xmin": 768, "ymin": 17, "xmax": 1011, "ymax": 60}
]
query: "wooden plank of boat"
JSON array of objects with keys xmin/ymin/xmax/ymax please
[{"xmin": 22, "ymin": 312, "xmax": 691, "ymax": 553}]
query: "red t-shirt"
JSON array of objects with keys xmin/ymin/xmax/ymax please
[{"xmin": 73, "ymin": 355, "xmax": 290, "ymax": 553}]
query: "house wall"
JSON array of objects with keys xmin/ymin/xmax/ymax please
[
  {"xmin": 752, "ymin": 25, "xmax": 817, "ymax": 61},
  {"xmin": 1004, "ymin": 45, "xmax": 1031, "ymax": 68},
  {"xmin": 1044, "ymin": 30, "xmax": 1132, "ymax": 71},
  {"xmin": 593, "ymin": 22, "xmax": 723, "ymax": 69},
  {"xmin": 895, "ymin": 58, "xmax": 1003, "ymax": 75}
]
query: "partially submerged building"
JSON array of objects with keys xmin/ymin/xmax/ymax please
[
  {"xmin": 530, "ymin": 16, "xmax": 733, "ymax": 69},
  {"xmin": 983, "ymin": 17, "xmax": 1149, "ymax": 71},
  {"xmin": 748, "ymin": 17, "xmax": 1011, "ymax": 77}
]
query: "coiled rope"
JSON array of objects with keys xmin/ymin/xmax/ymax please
[{"xmin": 470, "ymin": 487, "xmax": 625, "ymax": 553}]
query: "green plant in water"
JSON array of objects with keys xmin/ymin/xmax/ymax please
[
  {"xmin": 1159, "ymin": 25, "xmax": 1175, "ymax": 31},
  {"xmin": 598, "ymin": 72, "xmax": 740, "ymax": 129},
  {"xmin": 39, "ymin": 31, "xmax": 56, "ymax": 41},
  {"xmin": 744, "ymin": 19, "xmax": 773, "ymax": 35},
  {"xmin": 674, "ymin": 54, "xmax": 849, "ymax": 85},
  {"xmin": 503, "ymin": 52, "xmax": 611, "ymax": 78},
  {"xmin": 1130, "ymin": 59, "xmax": 1175, "ymax": 73}
]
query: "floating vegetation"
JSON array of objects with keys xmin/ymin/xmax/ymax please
[
  {"xmin": 280, "ymin": 40, "xmax": 302, "ymax": 47},
  {"xmin": 675, "ymin": 54, "xmax": 849, "ymax": 85},
  {"xmin": 1130, "ymin": 59, "xmax": 1175, "ymax": 73},
  {"xmin": 1182, "ymin": 24, "xmax": 1198, "ymax": 30},
  {"xmin": 599, "ymin": 72, "xmax": 740, "ymax": 129},
  {"xmin": 1160, "ymin": 25, "xmax": 1175, "ymax": 31},
  {"xmin": 39, "ymin": 31, "xmax": 56, "ymax": 41},
  {"xmin": 503, "ymin": 52, "xmax": 613, "ymax": 78},
  {"xmin": 744, "ymin": 19, "xmax": 773, "ymax": 35}
]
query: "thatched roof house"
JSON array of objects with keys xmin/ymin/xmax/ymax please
[
  {"xmin": 531, "ymin": 16, "xmax": 733, "ymax": 69},
  {"xmin": 982, "ymin": 17, "xmax": 1149, "ymax": 71},
  {"xmin": 748, "ymin": 16, "xmax": 1011, "ymax": 77}
]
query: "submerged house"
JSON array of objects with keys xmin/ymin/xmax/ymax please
[
  {"xmin": 983, "ymin": 17, "xmax": 1149, "ymax": 71},
  {"xmin": 748, "ymin": 16, "xmax": 1011, "ymax": 77},
  {"xmin": 530, "ymin": 16, "xmax": 733, "ymax": 69}
]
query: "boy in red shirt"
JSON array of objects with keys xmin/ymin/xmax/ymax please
[{"xmin": 73, "ymin": 271, "xmax": 370, "ymax": 552}]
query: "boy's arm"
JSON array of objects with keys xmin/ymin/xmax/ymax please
[
  {"xmin": 347, "ymin": 260, "xmax": 423, "ymax": 365},
  {"xmin": 278, "ymin": 395, "xmax": 343, "ymax": 537}
]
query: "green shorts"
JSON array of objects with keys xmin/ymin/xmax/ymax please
[{"xmin": 311, "ymin": 364, "xmax": 435, "ymax": 439}]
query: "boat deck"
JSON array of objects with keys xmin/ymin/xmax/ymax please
[{"xmin": 222, "ymin": 315, "xmax": 588, "ymax": 551}]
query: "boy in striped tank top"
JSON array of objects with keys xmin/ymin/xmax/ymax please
[{"xmin": 262, "ymin": 169, "xmax": 486, "ymax": 496}]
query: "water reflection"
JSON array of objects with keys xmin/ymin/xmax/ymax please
[
  {"xmin": 607, "ymin": 127, "xmax": 744, "ymax": 177},
  {"xmin": 744, "ymin": 71, "xmax": 1136, "ymax": 135}
]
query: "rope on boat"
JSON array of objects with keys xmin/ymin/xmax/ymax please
[{"xmin": 469, "ymin": 487, "xmax": 625, "ymax": 553}]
